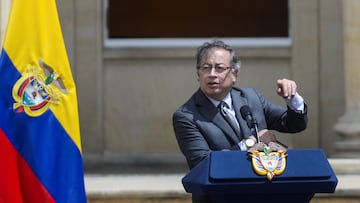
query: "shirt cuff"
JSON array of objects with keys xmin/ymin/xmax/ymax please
[
  {"xmin": 284, "ymin": 92, "xmax": 305, "ymax": 113},
  {"xmin": 238, "ymin": 140, "xmax": 248, "ymax": 151}
]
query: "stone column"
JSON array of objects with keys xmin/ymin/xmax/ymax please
[{"xmin": 334, "ymin": 0, "xmax": 360, "ymax": 158}]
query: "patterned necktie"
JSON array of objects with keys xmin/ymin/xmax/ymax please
[{"xmin": 219, "ymin": 101, "xmax": 241, "ymax": 138}]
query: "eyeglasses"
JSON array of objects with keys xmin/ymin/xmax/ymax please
[{"xmin": 199, "ymin": 64, "xmax": 231, "ymax": 74}]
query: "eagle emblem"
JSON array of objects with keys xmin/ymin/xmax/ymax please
[{"xmin": 12, "ymin": 58, "xmax": 67, "ymax": 117}]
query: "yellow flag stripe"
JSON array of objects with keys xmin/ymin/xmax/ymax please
[{"xmin": 4, "ymin": 0, "xmax": 82, "ymax": 151}]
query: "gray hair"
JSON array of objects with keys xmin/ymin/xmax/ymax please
[{"xmin": 195, "ymin": 39, "xmax": 241, "ymax": 71}]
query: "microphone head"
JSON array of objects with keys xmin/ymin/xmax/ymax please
[
  {"xmin": 240, "ymin": 105, "xmax": 254, "ymax": 128},
  {"xmin": 240, "ymin": 105, "xmax": 252, "ymax": 119}
]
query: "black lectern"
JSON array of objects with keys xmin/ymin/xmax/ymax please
[{"xmin": 182, "ymin": 149, "xmax": 338, "ymax": 203}]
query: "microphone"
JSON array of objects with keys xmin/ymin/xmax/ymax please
[
  {"xmin": 240, "ymin": 105, "xmax": 288, "ymax": 149},
  {"xmin": 240, "ymin": 105, "xmax": 255, "ymax": 129},
  {"xmin": 240, "ymin": 105, "xmax": 260, "ymax": 142}
]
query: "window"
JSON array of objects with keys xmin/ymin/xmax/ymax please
[{"xmin": 105, "ymin": 0, "xmax": 289, "ymax": 47}]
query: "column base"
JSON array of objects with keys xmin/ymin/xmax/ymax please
[
  {"xmin": 333, "ymin": 109, "xmax": 360, "ymax": 158},
  {"xmin": 333, "ymin": 138, "xmax": 360, "ymax": 158}
]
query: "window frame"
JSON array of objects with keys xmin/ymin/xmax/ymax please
[{"xmin": 103, "ymin": 0, "xmax": 291, "ymax": 48}]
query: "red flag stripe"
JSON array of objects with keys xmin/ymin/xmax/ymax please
[{"xmin": 0, "ymin": 129, "xmax": 55, "ymax": 203}]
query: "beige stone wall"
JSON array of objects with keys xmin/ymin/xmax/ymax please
[
  {"xmin": 101, "ymin": 47, "xmax": 292, "ymax": 161},
  {"xmin": 0, "ymin": 0, "xmax": 346, "ymax": 168},
  {"xmin": 0, "ymin": 0, "xmax": 11, "ymax": 47}
]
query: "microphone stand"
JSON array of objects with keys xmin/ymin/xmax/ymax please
[{"xmin": 252, "ymin": 118, "xmax": 260, "ymax": 143}]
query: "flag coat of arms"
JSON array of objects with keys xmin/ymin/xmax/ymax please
[{"xmin": 0, "ymin": 0, "xmax": 86, "ymax": 202}]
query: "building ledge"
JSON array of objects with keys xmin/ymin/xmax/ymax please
[{"xmin": 85, "ymin": 158, "xmax": 360, "ymax": 201}]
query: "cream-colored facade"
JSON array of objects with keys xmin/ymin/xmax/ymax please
[{"xmin": 1, "ymin": 0, "xmax": 359, "ymax": 171}]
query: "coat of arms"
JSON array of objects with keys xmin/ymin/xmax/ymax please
[
  {"xmin": 12, "ymin": 59, "xmax": 68, "ymax": 117},
  {"xmin": 248, "ymin": 142, "xmax": 287, "ymax": 180}
]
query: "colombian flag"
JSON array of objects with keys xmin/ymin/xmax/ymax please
[{"xmin": 0, "ymin": 0, "xmax": 86, "ymax": 202}]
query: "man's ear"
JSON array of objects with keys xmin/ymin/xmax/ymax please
[{"xmin": 233, "ymin": 69, "xmax": 238, "ymax": 78}]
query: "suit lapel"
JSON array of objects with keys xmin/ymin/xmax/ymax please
[{"xmin": 194, "ymin": 89, "xmax": 239, "ymax": 144}]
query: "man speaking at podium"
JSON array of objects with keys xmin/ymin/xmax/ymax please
[{"xmin": 172, "ymin": 39, "xmax": 308, "ymax": 202}]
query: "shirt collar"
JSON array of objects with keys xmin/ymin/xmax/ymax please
[{"xmin": 208, "ymin": 92, "xmax": 233, "ymax": 109}]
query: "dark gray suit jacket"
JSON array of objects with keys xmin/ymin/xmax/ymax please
[{"xmin": 173, "ymin": 87, "xmax": 308, "ymax": 169}]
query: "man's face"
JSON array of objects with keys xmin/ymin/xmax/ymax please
[{"xmin": 198, "ymin": 48, "xmax": 237, "ymax": 101}]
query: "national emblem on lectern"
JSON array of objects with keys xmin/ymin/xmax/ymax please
[{"xmin": 248, "ymin": 142, "xmax": 288, "ymax": 181}]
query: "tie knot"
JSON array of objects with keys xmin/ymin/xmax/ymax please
[
  {"xmin": 218, "ymin": 101, "xmax": 224, "ymax": 109},
  {"xmin": 218, "ymin": 101, "xmax": 229, "ymax": 116},
  {"xmin": 219, "ymin": 101, "xmax": 229, "ymax": 109}
]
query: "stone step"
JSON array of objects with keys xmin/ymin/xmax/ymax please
[
  {"xmin": 85, "ymin": 174, "xmax": 360, "ymax": 203},
  {"xmin": 85, "ymin": 159, "xmax": 360, "ymax": 203},
  {"xmin": 85, "ymin": 174, "xmax": 191, "ymax": 203}
]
